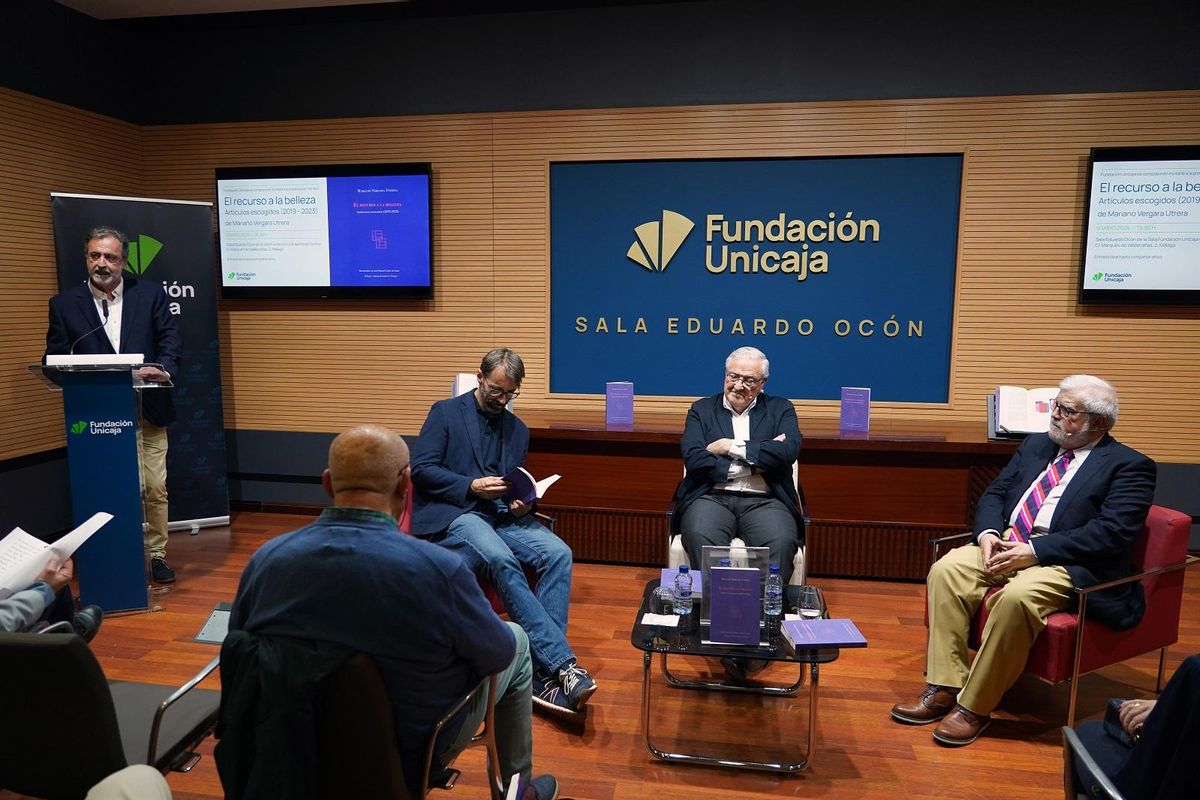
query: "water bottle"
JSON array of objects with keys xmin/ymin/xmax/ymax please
[
  {"xmin": 764, "ymin": 564, "xmax": 783, "ymax": 640},
  {"xmin": 673, "ymin": 564, "xmax": 694, "ymax": 618}
]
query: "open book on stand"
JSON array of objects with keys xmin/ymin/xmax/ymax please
[
  {"xmin": 502, "ymin": 467, "xmax": 561, "ymax": 505},
  {"xmin": 990, "ymin": 385, "xmax": 1056, "ymax": 438},
  {"xmin": 0, "ymin": 512, "xmax": 113, "ymax": 595}
]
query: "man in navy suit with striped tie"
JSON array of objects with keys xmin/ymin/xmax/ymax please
[{"xmin": 891, "ymin": 375, "xmax": 1156, "ymax": 746}]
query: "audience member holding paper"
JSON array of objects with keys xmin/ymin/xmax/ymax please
[{"xmin": 0, "ymin": 512, "xmax": 112, "ymax": 639}]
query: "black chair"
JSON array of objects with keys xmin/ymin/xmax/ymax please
[
  {"xmin": 0, "ymin": 631, "xmax": 220, "ymax": 799},
  {"xmin": 316, "ymin": 654, "xmax": 503, "ymax": 800},
  {"xmin": 1062, "ymin": 725, "xmax": 1126, "ymax": 800}
]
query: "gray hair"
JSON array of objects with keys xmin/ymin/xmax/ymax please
[
  {"xmin": 84, "ymin": 227, "xmax": 129, "ymax": 260},
  {"xmin": 1059, "ymin": 374, "xmax": 1119, "ymax": 427},
  {"xmin": 725, "ymin": 346, "xmax": 770, "ymax": 379},
  {"xmin": 480, "ymin": 348, "xmax": 525, "ymax": 386}
]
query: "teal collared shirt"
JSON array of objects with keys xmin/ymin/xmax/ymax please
[{"xmin": 318, "ymin": 506, "xmax": 397, "ymax": 526}]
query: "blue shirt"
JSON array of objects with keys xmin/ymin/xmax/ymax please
[{"xmin": 230, "ymin": 507, "xmax": 515, "ymax": 772}]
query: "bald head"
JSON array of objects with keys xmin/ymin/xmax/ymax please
[{"xmin": 323, "ymin": 425, "xmax": 410, "ymax": 513}]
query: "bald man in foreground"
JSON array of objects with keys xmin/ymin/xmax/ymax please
[{"xmin": 226, "ymin": 425, "xmax": 559, "ymax": 799}]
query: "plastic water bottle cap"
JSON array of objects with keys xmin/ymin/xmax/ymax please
[
  {"xmin": 679, "ymin": 564, "xmax": 689, "ymax": 573},
  {"xmin": 769, "ymin": 563, "xmax": 780, "ymax": 574}
]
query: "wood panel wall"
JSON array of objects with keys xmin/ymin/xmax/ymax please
[
  {"xmin": 0, "ymin": 88, "xmax": 142, "ymax": 459},
  {"xmin": 5, "ymin": 88, "xmax": 1199, "ymax": 465}
]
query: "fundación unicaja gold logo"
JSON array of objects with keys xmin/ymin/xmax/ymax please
[{"xmin": 627, "ymin": 210, "xmax": 694, "ymax": 272}]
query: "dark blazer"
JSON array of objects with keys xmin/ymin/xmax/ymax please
[
  {"xmin": 45, "ymin": 277, "xmax": 182, "ymax": 427},
  {"xmin": 410, "ymin": 391, "xmax": 530, "ymax": 536},
  {"xmin": 973, "ymin": 432, "xmax": 1156, "ymax": 630},
  {"xmin": 670, "ymin": 391, "xmax": 806, "ymax": 543}
]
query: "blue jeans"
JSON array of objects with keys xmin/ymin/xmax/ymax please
[
  {"xmin": 439, "ymin": 622, "xmax": 533, "ymax": 784},
  {"xmin": 438, "ymin": 509, "xmax": 575, "ymax": 674}
]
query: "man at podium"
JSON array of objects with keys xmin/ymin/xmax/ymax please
[{"xmin": 44, "ymin": 226, "xmax": 182, "ymax": 585}]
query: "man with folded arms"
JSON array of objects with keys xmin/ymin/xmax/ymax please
[
  {"xmin": 671, "ymin": 346, "xmax": 805, "ymax": 680},
  {"xmin": 410, "ymin": 348, "xmax": 596, "ymax": 720},
  {"xmin": 891, "ymin": 374, "xmax": 1155, "ymax": 746}
]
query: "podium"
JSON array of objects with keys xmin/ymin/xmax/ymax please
[{"xmin": 30, "ymin": 357, "xmax": 171, "ymax": 612}]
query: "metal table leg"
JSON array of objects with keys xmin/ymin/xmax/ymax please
[{"xmin": 642, "ymin": 650, "xmax": 817, "ymax": 772}]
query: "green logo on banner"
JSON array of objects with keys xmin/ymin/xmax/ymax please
[
  {"xmin": 125, "ymin": 234, "xmax": 164, "ymax": 275},
  {"xmin": 70, "ymin": 420, "xmax": 87, "ymax": 434},
  {"xmin": 227, "ymin": 271, "xmax": 235, "ymax": 280},
  {"xmin": 1092, "ymin": 272, "xmax": 1103, "ymax": 281}
]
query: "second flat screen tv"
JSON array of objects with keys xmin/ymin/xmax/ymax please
[{"xmin": 217, "ymin": 163, "xmax": 433, "ymax": 299}]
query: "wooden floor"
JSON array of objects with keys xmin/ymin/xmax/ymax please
[{"xmin": 6, "ymin": 511, "xmax": 1198, "ymax": 800}]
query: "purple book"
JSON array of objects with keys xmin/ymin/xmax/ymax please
[
  {"xmin": 705, "ymin": 567, "xmax": 762, "ymax": 645},
  {"xmin": 840, "ymin": 386, "xmax": 871, "ymax": 432},
  {"xmin": 781, "ymin": 618, "xmax": 868, "ymax": 649},
  {"xmin": 606, "ymin": 381, "xmax": 634, "ymax": 427}
]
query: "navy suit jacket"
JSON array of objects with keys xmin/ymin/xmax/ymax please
[
  {"xmin": 670, "ymin": 392, "xmax": 806, "ymax": 543},
  {"xmin": 973, "ymin": 432, "xmax": 1156, "ymax": 630},
  {"xmin": 45, "ymin": 277, "xmax": 182, "ymax": 427},
  {"xmin": 410, "ymin": 391, "xmax": 530, "ymax": 536}
]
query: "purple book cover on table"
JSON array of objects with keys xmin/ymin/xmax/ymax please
[
  {"xmin": 706, "ymin": 566, "xmax": 761, "ymax": 645},
  {"xmin": 840, "ymin": 386, "xmax": 871, "ymax": 432},
  {"xmin": 782, "ymin": 618, "xmax": 868, "ymax": 649},
  {"xmin": 606, "ymin": 381, "xmax": 634, "ymax": 427}
]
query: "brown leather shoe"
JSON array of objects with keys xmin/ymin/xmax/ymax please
[
  {"xmin": 932, "ymin": 705, "xmax": 991, "ymax": 746},
  {"xmin": 891, "ymin": 684, "xmax": 959, "ymax": 724}
]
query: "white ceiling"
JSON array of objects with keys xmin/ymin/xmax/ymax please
[{"xmin": 55, "ymin": 0, "xmax": 409, "ymax": 19}]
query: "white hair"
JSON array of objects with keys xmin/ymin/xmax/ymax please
[
  {"xmin": 1059, "ymin": 374, "xmax": 1119, "ymax": 427},
  {"xmin": 725, "ymin": 346, "xmax": 769, "ymax": 378}
]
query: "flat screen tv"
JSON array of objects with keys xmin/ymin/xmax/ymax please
[
  {"xmin": 216, "ymin": 162, "xmax": 433, "ymax": 299},
  {"xmin": 1079, "ymin": 145, "xmax": 1200, "ymax": 305}
]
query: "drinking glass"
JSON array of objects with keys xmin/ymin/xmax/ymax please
[{"xmin": 796, "ymin": 584, "xmax": 823, "ymax": 619}]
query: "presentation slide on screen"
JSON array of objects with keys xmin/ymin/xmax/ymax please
[
  {"xmin": 1084, "ymin": 159, "xmax": 1200, "ymax": 291},
  {"xmin": 218, "ymin": 174, "xmax": 430, "ymax": 288}
]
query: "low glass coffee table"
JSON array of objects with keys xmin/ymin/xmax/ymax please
[{"xmin": 630, "ymin": 579, "xmax": 840, "ymax": 773}]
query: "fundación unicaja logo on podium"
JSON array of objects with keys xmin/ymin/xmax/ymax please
[
  {"xmin": 70, "ymin": 420, "xmax": 88, "ymax": 435},
  {"xmin": 627, "ymin": 210, "xmax": 694, "ymax": 272}
]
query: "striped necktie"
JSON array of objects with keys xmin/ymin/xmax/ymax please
[{"xmin": 1010, "ymin": 450, "xmax": 1075, "ymax": 542}]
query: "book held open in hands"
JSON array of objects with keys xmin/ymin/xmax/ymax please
[{"xmin": 502, "ymin": 467, "xmax": 561, "ymax": 505}]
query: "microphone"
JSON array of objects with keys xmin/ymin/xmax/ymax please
[{"xmin": 70, "ymin": 299, "xmax": 110, "ymax": 354}]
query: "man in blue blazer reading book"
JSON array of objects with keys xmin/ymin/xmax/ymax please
[
  {"xmin": 891, "ymin": 374, "xmax": 1156, "ymax": 747},
  {"xmin": 45, "ymin": 227, "xmax": 182, "ymax": 585},
  {"xmin": 410, "ymin": 348, "xmax": 596, "ymax": 721}
]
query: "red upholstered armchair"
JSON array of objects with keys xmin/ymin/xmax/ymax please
[{"xmin": 928, "ymin": 504, "xmax": 1197, "ymax": 725}]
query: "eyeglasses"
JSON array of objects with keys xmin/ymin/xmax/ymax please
[
  {"xmin": 1050, "ymin": 399, "xmax": 1087, "ymax": 420},
  {"xmin": 726, "ymin": 372, "xmax": 762, "ymax": 389},
  {"xmin": 481, "ymin": 379, "xmax": 520, "ymax": 400},
  {"xmin": 87, "ymin": 251, "xmax": 124, "ymax": 265}
]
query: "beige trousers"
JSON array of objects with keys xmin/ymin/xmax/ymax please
[
  {"xmin": 137, "ymin": 421, "xmax": 169, "ymax": 559},
  {"xmin": 926, "ymin": 543, "xmax": 1074, "ymax": 715}
]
